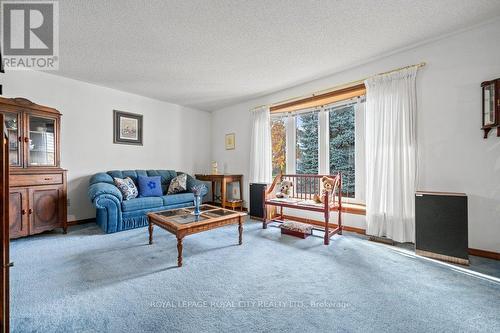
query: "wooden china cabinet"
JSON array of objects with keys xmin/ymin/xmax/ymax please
[{"xmin": 0, "ymin": 97, "xmax": 67, "ymax": 239}]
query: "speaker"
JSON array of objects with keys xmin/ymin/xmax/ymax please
[
  {"xmin": 415, "ymin": 191, "xmax": 468, "ymax": 265},
  {"xmin": 249, "ymin": 183, "xmax": 267, "ymax": 220}
]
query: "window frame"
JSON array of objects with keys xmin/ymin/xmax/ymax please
[{"xmin": 271, "ymin": 96, "xmax": 366, "ymax": 204}]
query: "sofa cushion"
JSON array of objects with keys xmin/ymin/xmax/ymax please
[
  {"xmin": 137, "ymin": 176, "xmax": 162, "ymax": 197},
  {"xmin": 113, "ymin": 177, "xmax": 139, "ymax": 200},
  {"xmin": 146, "ymin": 170, "xmax": 177, "ymax": 193},
  {"xmin": 121, "ymin": 196, "xmax": 163, "ymax": 212},
  {"xmin": 162, "ymin": 193, "xmax": 194, "ymax": 206},
  {"xmin": 167, "ymin": 174, "xmax": 187, "ymax": 194},
  {"xmin": 107, "ymin": 170, "xmax": 177, "ymax": 194},
  {"xmin": 108, "ymin": 170, "xmax": 140, "ymax": 184}
]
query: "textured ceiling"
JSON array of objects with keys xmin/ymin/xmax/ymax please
[{"xmin": 57, "ymin": 0, "xmax": 500, "ymax": 111}]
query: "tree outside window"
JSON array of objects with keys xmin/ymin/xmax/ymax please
[
  {"xmin": 296, "ymin": 112, "xmax": 318, "ymax": 174},
  {"xmin": 271, "ymin": 117, "xmax": 286, "ymax": 177},
  {"xmin": 329, "ymin": 105, "xmax": 355, "ymax": 197},
  {"xmin": 296, "ymin": 112, "xmax": 319, "ymax": 194}
]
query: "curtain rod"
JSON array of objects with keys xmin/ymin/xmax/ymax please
[{"xmin": 250, "ymin": 62, "xmax": 426, "ymax": 111}]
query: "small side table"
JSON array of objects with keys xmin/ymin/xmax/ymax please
[{"xmin": 195, "ymin": 174, "xmax": 243, "ymax": 209}]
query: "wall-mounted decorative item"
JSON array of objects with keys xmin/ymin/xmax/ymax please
[
  {"xmin": 481, "ymin": 78, "xmax": 499, "ymax": 138},
  {"xmin": 225, "ymin": 133, "xmax": 235, "ymax": 150},
  {"xmin": 113, "ymin": 110, "xmax": 143, "ymax": 145}
]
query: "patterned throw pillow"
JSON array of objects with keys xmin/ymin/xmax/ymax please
[
  {"xmin": 167, "ymin": 173, "xmax": 187, "ymax": 194},
  {"xmin": 137, "ymin": 176, "xmax": 163, "ymax": 197},
  {"xmin": 113, "ymin": 177, "xmax": 138, "ymax": 200}
]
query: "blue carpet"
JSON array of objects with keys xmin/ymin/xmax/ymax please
[{"xmin": 10, "ymin": 220, "xmax": 500, "ymax": 333}]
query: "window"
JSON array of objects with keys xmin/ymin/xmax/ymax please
[
  {"xmin": 328, "ymin": 104, "xmax": 355, "ymax": 198},
  {"xmin": 295, "ymin": 111, "xmax": 318, "ymax": 174},
  {"xmin": 269, "ymin": 91, "xmax": 365, "ymax": 203},
  {"xmin": 271, "ymin": 116, "xmax": 286, "ymax": 177}
]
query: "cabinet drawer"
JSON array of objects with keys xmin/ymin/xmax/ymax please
[{"xmin": 10, "ymin": 173, "xmax": 63, "ymax": 186}]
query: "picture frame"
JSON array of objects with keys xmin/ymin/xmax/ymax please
[
  {"xmin": 225, "ymin": 133, "xmax": 235, "ymax": 150},
  {"xmin": 113, "ymin": 110, "xmax": 143, "ymax": 145}
]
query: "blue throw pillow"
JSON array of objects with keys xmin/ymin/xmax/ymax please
[{"xmin": 138, "ymin": 176, "xmax": 162, "ymax": 197}]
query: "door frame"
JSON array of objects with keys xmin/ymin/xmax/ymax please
[{"xmin": 1, "ymin": 114, "xmax": 11, "ymax": 332}]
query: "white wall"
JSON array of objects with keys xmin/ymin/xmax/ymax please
[
  {"xmin": 1, "ymin": 71, "xmax": 212, "ymax": 221},
  {"xmin": 211, "ymin": 19, "xmax": 500, "ymax": 252}
]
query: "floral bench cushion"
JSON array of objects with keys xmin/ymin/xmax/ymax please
[{"xmin": 281, "ymin": 221, "xmax": 313, "ymax": 234}]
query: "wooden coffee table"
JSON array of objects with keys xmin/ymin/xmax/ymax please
[{"xmin": 147, "ymin": 205, "xmax": 246, "ymax": 267}]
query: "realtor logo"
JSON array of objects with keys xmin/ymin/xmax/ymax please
[{"xmin": 1, "ymin": 0, "xmax": 59, "ymax": 70}]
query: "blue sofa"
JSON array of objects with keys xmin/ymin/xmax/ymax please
[{"xmin": 88, "ymin": 169, "xmax": 207, "ymax": 233}]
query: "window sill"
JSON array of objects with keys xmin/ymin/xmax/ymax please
[{"xmin": 339, "ymin": 202, "xmax": 366, "ymax": 215}]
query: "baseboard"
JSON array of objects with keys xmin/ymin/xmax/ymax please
[
  {"xmin": 468, "ymin": 248, "xmax": 500, "ymax": 260},
  {"xmin": 67, "ymin": 218, "xmax": 95, "ymax": 226}
]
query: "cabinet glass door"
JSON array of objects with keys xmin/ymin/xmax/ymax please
[
  {"xmin": 27, "ymin": 115, "xmax": 56, "ymax": 166},
  {"xmin": 3, "ymin": 112, "xmax": 22, "ymax": 166}
]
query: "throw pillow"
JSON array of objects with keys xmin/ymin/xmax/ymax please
[
  {"xmin": 137, "ymin": 176, "xmax": 163, "ymax": 197},
  {"xmin": 113, "ymin": 177, "xmax": 138, "ymax": 200},
  {"xmin": 167, "ymin": 173, "xmax": 187, "ymax": 194}
]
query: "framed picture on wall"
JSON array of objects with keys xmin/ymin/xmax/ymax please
[
  {"xmin": 113, "ymin": 110, "xmax": 143, "ymax": 145},
  {"xmin": 225, "ymin": 133, "xmax": 235, "ymax": 150}
]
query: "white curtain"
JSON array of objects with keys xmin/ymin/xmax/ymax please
[
  {"xmin": 364, "ymin": 67, "xmax": 418, "ymax": 243},
  {"xmin": 249, "ymin": 106, "xmax": 272, "ymax": 183}
]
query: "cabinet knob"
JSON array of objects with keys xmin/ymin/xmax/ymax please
[
  {"xmin": 28, "ymin": 208, "xmax": 33, "ymax": 214},
  {"xmin": 44, "ymin": 178, "xmax": 52, "ymax": 181},
  {"xmin": 24, "ymin": 137, "xmax": 29, "ymax": 143},
  {"xmin": 18, "ymin": 136, "xmax": 22, "ymax": 142},
  {"xmin": 21, "ymin": 209, "xmax": 26, "ymax": 215}
]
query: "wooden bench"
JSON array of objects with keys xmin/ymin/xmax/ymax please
[{"xmin": 263, "ymin": 173, "xmax": 342, "ymax": 245}]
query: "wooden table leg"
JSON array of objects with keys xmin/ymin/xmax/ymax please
[
  {"xmin": 238, "ymin": 217, "xmax": 243, "ymax": 245},
  {"xmin": 239, "ymin": 177, "xmax": 243, "ymax": 208},
  {"xmin": 148, "ymin": 221, "xmax": 153, "ymax": 245},
  {"xmin": 177, "ymin": 237, "xmax": 183, "ymax": 267},
  {"xmin": 211, "ymin": 181, "xmax": 215, "ymax": 204},
  {"xmin": 221, "ymin": 178, "xmax": 227, "ymax": 209}
]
